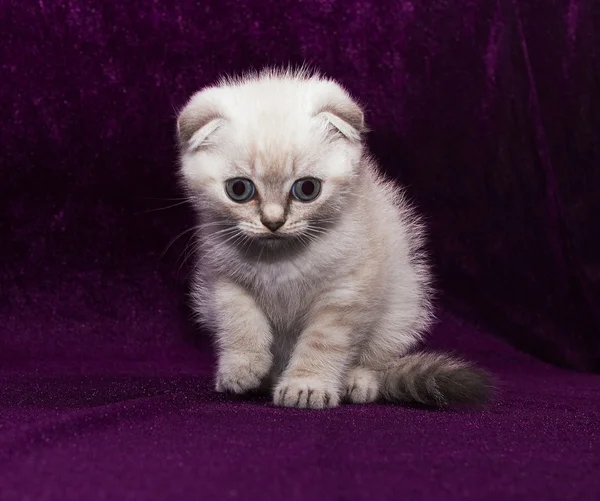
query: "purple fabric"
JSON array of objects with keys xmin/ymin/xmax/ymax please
[{"xmin": 1, "ymin": 0, "xmax": 599, "ymax": 499}]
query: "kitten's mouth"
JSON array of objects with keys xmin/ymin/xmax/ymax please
[
  {"xmin": 231, "ymin": 228, "xmax": 319, "ymax": 257},
  {"xmin": 234, "ymin": 225, "xmax": 316, "ymax": 249},
  {"xmin": 256, "ymin": 233, "xmax": 289, "ymax": 243},
  {"xmin": 249, "ymin": 231, "xmax": 301, "ymax": 246}
]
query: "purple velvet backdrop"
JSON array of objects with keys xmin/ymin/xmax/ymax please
[{"xmin": 1, "ymin": 0, "xmax": 599, "ymax": 500}]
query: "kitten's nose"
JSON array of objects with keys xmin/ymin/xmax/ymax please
[
  {"xmin": 261, "ymin": 203, "xmax": 285, "ymax": 232},
  {"xmin": 262, "ymin": 219, "xmax": 285, "ymax": 232}
]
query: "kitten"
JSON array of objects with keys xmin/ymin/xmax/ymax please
[{"xmin": 176, "ymin": 68, "xmax": 492, "ymax": 409}]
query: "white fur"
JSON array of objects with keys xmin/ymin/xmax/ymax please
[{"xmin": 177, "ymin": 68, "xmax": 436, "ymax": 409}]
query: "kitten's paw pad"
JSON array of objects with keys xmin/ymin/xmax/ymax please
[
  {"xmin": 345, "ymin": 368, "xmax": 380, "ymax": 404},
  {"xmin": 215, "ymin": 353, "xmax": 271, "ymax": 394},
  {"xmin": 273, "ymin": 378, "xmax": 340, "ymax": 409}
]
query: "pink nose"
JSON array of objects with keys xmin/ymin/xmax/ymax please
[{"xmin": 262, "ymin": 220, "xmax": 284, "ymax": 232}]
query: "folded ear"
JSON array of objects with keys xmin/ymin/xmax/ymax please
[
  {"xmin": 316, "ymin": 95, "xmax": 366, "ymax": 142},
  {"xmin": 177, "ymin": 90, "xmax": 225, "ymax": 152}
]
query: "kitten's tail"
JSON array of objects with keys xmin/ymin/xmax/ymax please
[{"xmin": 380, "ymin": 352, "xmax": 494, "ymax": 407}]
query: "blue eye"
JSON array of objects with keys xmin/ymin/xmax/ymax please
[
  {"xmin": 225, "ymin": 178, "xmax": 255, "ymax": 202},
  {"xmin": 291, "ymin": 178, "xmax": 321, "ymax": 202}
]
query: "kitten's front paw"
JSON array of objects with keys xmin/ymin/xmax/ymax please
[
  {"xmin": 215, "ymin": 352, "xmax": 271, "ymax": 394},
  {"xmin": 345, "ymin": 367, "xmax": 380, "ymax": 404},
  {"xmin": 273, "ymin": 378, "xmax": 340, "ymax": 409}
]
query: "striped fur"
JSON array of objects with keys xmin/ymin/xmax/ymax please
[
  {"xmin": 177, "ymin": 68, "xmax": 493, "ymax": 409},
  {"xmin": 380, "ymin": 352, "xmax": 493, "ymax": 406}
]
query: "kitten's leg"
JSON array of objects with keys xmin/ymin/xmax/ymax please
[
  {"xmin": 212, "ymin": 278, "xmax": 273, "ymax": 394},
  {"xmin": 345, "ymin": 365, "xmax": 380, "ymax": 404},
  {"xmin": 273, "ymin": 301, "xmax": 354, "ymax": 409}
]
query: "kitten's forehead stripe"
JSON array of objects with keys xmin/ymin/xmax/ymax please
[
  {"xmin": 251, "ymin": 147, "xmax": 297, "ymax": 178},
  {"xmin": 233, "ymin": 161, "xmax": 253, "ymax": 177},
  {"xmin": 252, "ymin": 155, "xmax": 261, "ymax": 176},
  {"xmin": 286, "ymin": 156, "xmax": 294, "ymax": 177}
]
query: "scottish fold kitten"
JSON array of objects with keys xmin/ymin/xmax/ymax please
[{"xmin": 176, "ymin": 68, "xmax": 492, "ymax": 409}]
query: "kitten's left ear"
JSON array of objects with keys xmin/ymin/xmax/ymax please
[
  {"xmin": 316, "ymin": 93, "xmax": 366, "ymax": 142},
  {"xmin": 177, "ymin": 89, "xmax": 225, "ymax": 152}
]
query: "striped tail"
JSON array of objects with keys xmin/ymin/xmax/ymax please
[{"xmin": 381, "ymin": 352, "xmax": 493, "ymax": 407}]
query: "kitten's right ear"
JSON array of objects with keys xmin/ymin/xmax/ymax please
[{"xmin": 177, "ymin": 90, "xmax": 225, "ymax": 152}]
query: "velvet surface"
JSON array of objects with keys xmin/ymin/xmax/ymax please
[{"xmin": 1, "ymin": 0, "xmax": 599, "ymax": 499}]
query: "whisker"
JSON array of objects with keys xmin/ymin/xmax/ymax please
[
  {"xmin": 137, "ymin": 200, "xmax": 190, "ymax": 214},
  {"xmin": 236, "ymin": 233, "xmax": 255, "ymax": 255},
  {"xmin": 178, "ymin": 242, "xmax": 202, "ymax": 280},
  {"xmin": 220, "ymin": 231, "xmax": 246, "ymax": 248},
  {"xmin": 197, "ymin": 220, "xmax": 236, "ymax": 229},
  {"xmin": 207, "ymin": 227, "xmax": 239, "ymax": 237},
  {"xmin": 140, "ymin": 196, "xmax": 190, "ymax": 202},
  {"xmin": 177, "ymin": 235, "xmax": 199, "ymax": 274},
  {"xmin": 256, "ymin": 238, "xmax": 267, "ymax": 261},
  {"xmin": 161, "ymin": 226, "xmax": 200, "ymax": 258}
]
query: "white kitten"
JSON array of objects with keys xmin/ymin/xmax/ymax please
[{"xmin": 176, "ymin": 68, "xmax": 492, "ymax": 409}]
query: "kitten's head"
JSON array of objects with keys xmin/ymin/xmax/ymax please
[{"xmin": 177, "ymin": 68, "xmax": 366, "ymax": 251}]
